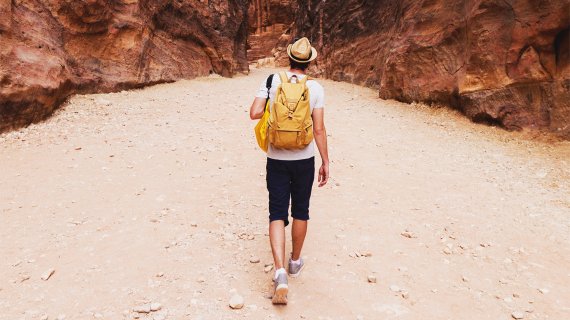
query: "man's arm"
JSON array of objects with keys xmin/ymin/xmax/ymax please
[
  {"xmin": 312, "ymin": 108, "xmax": 329, "ymax": 187},
  {"xmin": 250, "ymin": 97, "xmax": 266, "ymax": 120}
]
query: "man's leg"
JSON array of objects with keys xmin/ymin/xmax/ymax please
[
  {"xmin": 291, "ymin": 219, "xmax": 307, "ymax": 261},
  {"xmin": 270, "ymin": 219, "xmax": 289, "ymax": 305},
  {"xmin": 289, "ymin": 157, "xmax": 315, "ymax": 276},
  {"xmin": 266, "ymin": 158, "xmax": 290, "ymax": 304},
  {"xmin": 269, "ymin": 220, "xmax": 286, "ymax": 269}
]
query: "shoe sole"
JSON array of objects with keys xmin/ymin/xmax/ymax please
[
  {"xmin": 288, "ymin": 263, "xmax": 305, "ymax": 278},
  {"xmin": 272, "ymin": 284, "xmax": 288, "ymax": 305}
]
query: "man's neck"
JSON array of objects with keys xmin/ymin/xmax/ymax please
[{"xmin": 288, "ymin": 68, "xmax": 307, "ymax": 75}]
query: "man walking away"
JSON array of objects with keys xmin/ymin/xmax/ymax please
[{"xmin": 249, "ymin": 37, "xmax": 329, "ymax": 305}]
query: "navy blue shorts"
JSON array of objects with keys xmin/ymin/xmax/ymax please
[{"xmin": 266, "ymin": 157, "xmax": 315, "ymax": 227}]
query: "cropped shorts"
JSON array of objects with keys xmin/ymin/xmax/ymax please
[{"xmin": 266, "ymin": 157, "xmax": 315, "ymax": 226}]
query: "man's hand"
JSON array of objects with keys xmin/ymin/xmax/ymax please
[{"xmin": 318, "ymin": 162, "xmax": 329, "ymax": 187}]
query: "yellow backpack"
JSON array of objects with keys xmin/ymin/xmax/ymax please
[
  {"xmin": 268, "ymin": 72, "xmax": 313, "ymax": 150},
  {"xmin": 254, "ymin": 74, "xmax": 274, "ymax": 152}
]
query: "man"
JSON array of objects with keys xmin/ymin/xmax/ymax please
[{"xmin": 249, "ymin": 37, "xmax": 329, "ymax": 305}]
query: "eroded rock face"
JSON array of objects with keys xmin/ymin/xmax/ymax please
[
  {"xmin": 0, "ymin": 0, "xmax": 249, "ymax": 132},
  {"xmin": 291, "ymin": 0, "xmax": 570, "ymax": 137},
  {"xmin": 247, "ymin": 0, "xmax": 296, "ymax": 64}
]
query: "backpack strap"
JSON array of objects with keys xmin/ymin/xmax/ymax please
[
  {"xmin": 278, "ymin": 71, "xmax": 289, "ymax": 84},
  {"xmin": 264, "ymin": 74, "xmax": 274, "ymax": 112},
  {"xmin": 299, "ymin": 76, "xmax": 310, "ymax": 85},
  {"xmin": 265, "ymin": 74, "xmax": 274, "ymax": 99}
]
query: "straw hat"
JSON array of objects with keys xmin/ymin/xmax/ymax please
[{"xmin": 287, "ymin": 37, "xmax": 318, "ymax": 63}]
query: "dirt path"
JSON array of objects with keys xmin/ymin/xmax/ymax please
[{"xmin": 1, "ymin": 68, "xmax": 569, "ymax": 320}]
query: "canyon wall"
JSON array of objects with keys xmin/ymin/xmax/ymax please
[
  {"xmin": 0, "ymin": 0, "xmax": 249, "ymax": 132},
  {"xmin": 247, "ymin": 0, "xmax": 296, "ymax": 64},
  {"xmin": 287, "ymin": 0, "xmax": 570, "ymax": 137}
]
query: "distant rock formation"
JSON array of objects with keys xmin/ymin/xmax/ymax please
[
  {"xmin": 0, "ymin": 0, "xmax": 249, "ymax": 132},
  {"xmin": 247, "ymin": 0, "xmax": 296, "ymax": 64},
  {"xmin": 285, "ymin": 0, "xmax": 570, "ymax": 138}
]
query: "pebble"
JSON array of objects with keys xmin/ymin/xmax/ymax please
[
  {"xmin": 190, "ymin": 222, "xmax": 198, "ymax": 227},
  {"xmin": 538, "ymin": 288, "xmax": 549, "ymax": 294},
  {"xmin": 150, "ymin": 302, "xmax": 162, "ymax": 312},
  {"xmin": 264, "ymin": 264, "xmax": 274, "ymax": 273},
  {"xmin": 41, "ymin": 268, "xmax": 55, "ymax": 281},
  {"xmin": 401, "ymin": 291, "xmax": 410, "ymax": 299},
  {"xmin": 511, "ymin": 311, "xmax": 525, "ymax": 319},
  {"xmin": 442, "ymin": 247, "xmax": 452, "ymax": 255},
  {"xmin": 229, "ymin": 294, "xmax": 244, "ymax": 309},
  {"xmin": 367, "ymin": 275, "xmax": 377, "ymax": 283},
  {"xmin": 40, "ymin": 315, "xmax": 48, "ymax": 320},
  {"xmin": 400, "ymin": 231, "xmax": 415, "ymax": 238},
  {"xmin": 249, "ymin": 257, "xmax": 261, "ymax": 264},
  {"xmin": 133, "ymin": 304, "xmax": 151, "ymax": 313}
]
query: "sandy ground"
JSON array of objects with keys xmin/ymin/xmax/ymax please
[{"xmin": 1, "ymin": 68, "xmax": 570, "ymax": 320}]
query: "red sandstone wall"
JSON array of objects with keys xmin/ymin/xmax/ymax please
[
  {"xmin": 0, "ymin": 0, "xmax": 249, "ymax": 132},
  {"xmin": 291, "ymin": 0, "xmax": 570, "ymax": 137}
]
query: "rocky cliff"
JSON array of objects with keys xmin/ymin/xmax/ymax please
[
  {"xmin": 0, "ymin": 0, "xmax": 249, "ymax": 132},
  {"xmin": 288, "ymin": 0, "xmax": 570, "ymax": 137},
  {"xmin": 247, "ymin": 0, "xmax": 296, "ymax": 64}
]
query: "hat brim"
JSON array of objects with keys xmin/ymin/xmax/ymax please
[{"xmin": 287, "ymin": 45, "xmax": 318, "ymax": 63}]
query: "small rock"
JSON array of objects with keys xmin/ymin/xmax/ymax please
[
  {"xmin": 367, "ymin": 275, "xmax": 377, "ymax": 283},
  {"xmin": 197, "ymin": 277, "xmax": 206, "ymax": 283},
  {"xmin": 40, "ymin": 315, "xmax": 48, "ymax": 320},
  {"xmin": 400, "ymin": 231, "xmax": 415, "ymax": 238},
  {"xmin": 150, "ymin": 302, "xmax": 162, "ymax": 312},
  {"xmin": 133, "ymin": 304, "xmax": 151, "ymax": 313},
  {"xmin": 511, "ymin": 311, "xmax": 525, "ymax": 319},
  {"xmin": 442, "ymin": 247, "xmax": 452, "ymax": 255},
  {"xmin": 156, "ymin": 272, "xmax": 164, "ymax": 277},
  {"xmin": 264, "ymin": 264, "xmax": 274, "ymax": 273},
  {"xmin": 249, "ymin": 257, "xmax": 260, "ymax": 264},
  {"xmin": 229, "ymin": 294, "xmax": 244, "ymax": 309},
  {"xmin": 41, "ymin": 268, "xmax": 55, "ymax": 281},
  {"xmin": 401, "ymin": 291, "xmax": 410, "ymax": 299},
  {"xmin": 461, "ymin": 276, "xmax": 469, "ymax": 282},
  {"xmin": 538, "ymin": 288, "xmax": 549, "ymax": 294},
  {"xmin": 190, "ymin": 222, "xmax": 198, "ymax": 227}
]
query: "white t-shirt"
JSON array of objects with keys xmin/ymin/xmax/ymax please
[{"xmin": 255, "ymin": 71, "xmax": 325, "ymax": 161}]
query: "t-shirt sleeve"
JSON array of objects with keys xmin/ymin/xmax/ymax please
[
  {"xmin": 255, "ymin": 79, "xmax": 269, "ymax": 99},
  {"xmin": 313, "ymin": 83, "xmax": 325, "ymax": 109}
]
